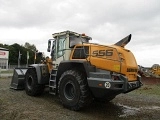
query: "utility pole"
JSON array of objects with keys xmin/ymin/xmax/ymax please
[
  {"xmin": 26, "ymin": 51, "xmax": 29, "ymax": 67},
  {"xmin": 18, "ymin": 51, "xmax": 21, "ymax": 68},
  {"xmin": 34, "ymin": 51, "xmax": 36, "ymax": 64}
]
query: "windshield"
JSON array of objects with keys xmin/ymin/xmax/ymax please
[{"xmin": 69, "ymin": 35, "xmax": 89, "ymax": 48}]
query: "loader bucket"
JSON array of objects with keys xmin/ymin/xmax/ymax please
[{"xmin": 10, "ymin": 68, "xmax": 28, "ymax": 90}]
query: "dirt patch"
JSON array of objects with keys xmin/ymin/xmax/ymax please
[
  {"xmin": 0, "ymin": 77, "xmax": 160, "ymax": 120},
  {"xmin": 141, "ymin": 76, "xmax": 160, "ymax": 85}
]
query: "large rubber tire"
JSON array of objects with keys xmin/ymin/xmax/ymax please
[
  {"xmin": 58, "ymin": 70, "xmax": 92, "ymax": 111},
  {"xmin": 25, "ymin": 68, "xmax": 45, "ymax": 96}
]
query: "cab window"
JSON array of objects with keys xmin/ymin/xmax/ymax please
[
  {"xmin": 57, "ymin": 35, "xmax": 66, "ymax": 58},
  {"xmin": 72, "ymin": 46, "xmax": 89, "ymax": 59},
  {"xmin": 69, "ymin": 34, "xmax": 89, "ymax": 48}
]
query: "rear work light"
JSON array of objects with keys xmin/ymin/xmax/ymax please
[{"xmin": 111, "ymin": 74, "xmax": 120, "ymax": 80}]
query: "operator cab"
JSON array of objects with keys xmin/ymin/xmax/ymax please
[{"xmin": 47, "ymin": 31, "xmax": 92, "ymax": 68}]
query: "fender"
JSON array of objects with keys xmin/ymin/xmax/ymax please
[
  {"xmin": 28, "ymin": 64, "xmax": 49, "ymax": 84},
  {"xmin": 57, "ymin": 60, "xmax": 95, "ymax": 81}
]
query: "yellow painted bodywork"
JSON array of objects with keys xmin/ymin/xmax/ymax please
[
  {"xmin": 112, "ymin": 45, "xmax": 138, "ymax": 81},
  {"xmin": 70, "ymin": 43, "xmax": 138, "ymax": 81},
  {"xmin": 152, "ymin": 65, "xmax": 160, "ymax": 76},
  {"xmin": 43, "ymin": 57, "xmax": 53, "ymax": 73}
]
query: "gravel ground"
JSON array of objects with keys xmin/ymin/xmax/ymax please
[{"xmin": 0, "ymin": 76, "xmax": 160, "ymax": 120}]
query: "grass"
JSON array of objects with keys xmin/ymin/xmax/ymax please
[
  {"xmin": 0, "ymin": 98, "xmax": 2, "ymax": 104},
  {"xmin": 0, "ymin": 70, "xmax": 13, "ymax": 74},
  {"xmin": 137, "ymin": 84, "xmax": 160, "ymax": 96}
]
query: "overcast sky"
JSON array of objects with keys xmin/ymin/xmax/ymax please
[{"xmin": 0, "ymin": 0, "xmax": 160, "ymax": 67}]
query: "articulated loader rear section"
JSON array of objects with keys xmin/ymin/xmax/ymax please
[{"xmin": 11, "ymin": 30, "xmax": 142, "ymax": 111}]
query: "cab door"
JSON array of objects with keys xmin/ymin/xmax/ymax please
[{"xmin": 52, "ymin": 35, "xmax": 66, "ymax": 68}]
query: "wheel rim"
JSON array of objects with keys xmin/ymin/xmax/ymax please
[
  {"xmin": 27, "ymin": 76, "xmax": 33, "ymax": 90},
  {"xmin": 64, "ymin": 81, "xmax": 75, "ymax": 100}
]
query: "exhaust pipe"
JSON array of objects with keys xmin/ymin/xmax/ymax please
[{"xmin": 114, "ymin": 34, "xmax": 132, "ymax": 47}]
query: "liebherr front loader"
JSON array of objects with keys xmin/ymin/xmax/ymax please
[{"xmin": 11, "ymin": 30, "xmax": 142, "ymax": 110}]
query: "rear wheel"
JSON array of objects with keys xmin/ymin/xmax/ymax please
[
  {"xmin": 25, "ymin": 68, "xmax": 45, "ymax": 96},
  {"xmin": 58, "ymin": 70, "xmax": 92, "ymax": 111}
]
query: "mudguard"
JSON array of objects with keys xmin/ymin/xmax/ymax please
[{"xmin": 28, "ymin": 64, "xmax": 49, "ymax": 84}]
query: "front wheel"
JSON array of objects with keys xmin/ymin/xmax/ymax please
[
  {"xmin": 58, "ymin": 70, "xmax": 92, "ymax": 111},
  {"xmin": 25, "ymin": 68, "xmax": 45, "ymax": 96}
]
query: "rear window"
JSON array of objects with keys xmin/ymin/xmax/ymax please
[{"xmin": 69, "ymin": 35, "xmax": 89, "ymax": 48}]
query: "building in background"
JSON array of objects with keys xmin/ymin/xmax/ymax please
[{"xmin": 0, "ymin": 47, "xmax": 9, "ymax": 69}]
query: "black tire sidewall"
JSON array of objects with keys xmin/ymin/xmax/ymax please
[
  {"xmin": 25, "ymin": 69, "xmax": 36, "ymax": 95},
  {"xmin": 25, "ymin": 68, "xmax": 44, "ymax": 96},
  {"xmin": 59, "ymin": 74, "xmax": 81, "ymax": 107}
]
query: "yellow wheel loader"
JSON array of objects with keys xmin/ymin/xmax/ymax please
[
  {"xmin": 151, "ymin": 64, "xmax": 160, "ymax": 78},
  {"xmin": 11, "ymin": 30, "xmax": 142, "ymax": 110}
]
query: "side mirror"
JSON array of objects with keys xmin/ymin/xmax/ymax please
[{"xmin": 47, "ymin": 40, "xmax": 51, "ymax": 52}]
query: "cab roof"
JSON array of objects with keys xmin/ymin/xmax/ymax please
[{"xmin": 52, "ymin": 30, "xmax": 92, "ymax": 40}]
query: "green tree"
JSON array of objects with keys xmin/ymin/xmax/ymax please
[
  {"xmin": 0, "ymin": 42, "xmax": 44, "ymax": 65},
  {"xmin": 24, "ymin": 42, "xmax": 37, "ymax": 52}
]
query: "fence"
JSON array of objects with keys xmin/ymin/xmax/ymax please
[
  {"xmin": 1, "ymin": 63, "xmax": 37, "ymax": 70},
  {"xmin": 0, "ymin": 64, "xmax": 29, "ymax": 70},
  {"xmin": 8, "ymin": 64, "xmax": 29, "ymax": 69}
]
